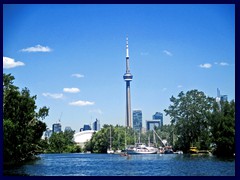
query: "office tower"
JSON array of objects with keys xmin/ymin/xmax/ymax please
[
  {"xmin": 146, "ymin": 120, "xmax": 161, "ymax": 131},
  {"xmin": 123, "ymin": 37, "xmax": 133, "ymax": 128},
  {"xmin": 93, "ymin": 118, "xmax": 100, "ymax": 131},
  {"xmin": 153, "ymin": 112, "xmax": 163, "ymax": 127},
  {"xmin": 216, "ymin": 88, "xmax": 228, "ymax": 102},
  {"xmin": 133, "ymin": 110, "xmax": 142, "ymax": 132},
  {"xmin": 52, "ymin": 123, "xmax": 62, "ymax": 133},
  {"xmin": 83, "ymin": 124, "xmax": 91, "ymax": 131}
]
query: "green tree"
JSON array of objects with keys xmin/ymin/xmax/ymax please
[
  {"xmin": 47, "ymin": 130, "xmax": 78, "ymax": 153},
  {"xmin": 210, "ymin": 100, "xmax": 235, "ymax": 156},
  {"xmin": 48, "ymin": 132, "xmax": 66, "ymax": 153},
  {"xmin": 3, "ymin": 73, "xmax": 49, "ymax": 163},
  {"xmin": 164, "ymin": 90, "xmax": 214, "ymax": 152}
]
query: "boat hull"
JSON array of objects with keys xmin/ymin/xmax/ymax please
[{"xmin": 126, "ymin": 150, "xmax": 158, "ymax": 154}]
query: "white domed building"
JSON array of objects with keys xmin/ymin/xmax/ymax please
[{"xmin": 73, "ymin": 130, "xmax": 96, "ymax": 147}]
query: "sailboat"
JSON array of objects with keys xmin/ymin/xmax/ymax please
[
  {"xmin": 107, "ymin": 126, "xmax": 114, "ymax": 154},
  {"xmin": 125, "ymin": 131, "xmax": 158, "ymax": 154}
]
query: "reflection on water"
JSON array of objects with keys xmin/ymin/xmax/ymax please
[{"xmin": 4, "ymin": 153, "xmax": 235, "ymax": 176}]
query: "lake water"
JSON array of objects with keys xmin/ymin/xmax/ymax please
[{"xmin": 3, "ymin": 153, "xmax": 235, "ymax": 176}]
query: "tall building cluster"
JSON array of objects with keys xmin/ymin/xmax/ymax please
[
  {"xmin": 132, "ymin": 110, "xmax": 164, "ymax": 132},
  {"xmin": 80, "ymin": 118, "xmax": 101, "ymax": 131}
]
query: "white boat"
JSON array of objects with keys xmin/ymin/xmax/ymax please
[
  {"xmin": 107, "ymin": 149, "xmax": 114, "ymax": 154},
  {"xmin": 126, "ymin": 143, "xmax": 158, "ymax": 154},
  {"xmin": 114, "ymin": 149, "xmax": 122, "ymax": 154}
]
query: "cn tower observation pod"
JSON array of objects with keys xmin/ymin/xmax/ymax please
[{"xmin": 123, "ymin": 73, "xmax": 133, "ymax": 81}]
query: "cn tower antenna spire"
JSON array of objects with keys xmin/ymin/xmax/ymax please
[{"xmin": 126, "ymin": 36, "xmax": 130, "ymax": 73}]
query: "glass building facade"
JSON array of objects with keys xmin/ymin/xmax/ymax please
[
  {"xmin": 152, "ymin": 112, "xmax": 163, "ymax": 127},
  {"xmin": 133, "ymin": 110, "xmax": 142, "ymax": 132},
  {"xmin": 52, "ymin": 123, "xmax": 62, "ymax": 133},
  {"xmin": 146, "ymin": 120, "xmax": 161, "ymax": 131},
  {"xmin": 93, "ymin": 119, "xmax": 100, "ymax": 131}
]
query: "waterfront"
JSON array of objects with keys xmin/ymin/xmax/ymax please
[{"xmin": 4, "ymin": 153, "xmax": 235, "ymax": 176}]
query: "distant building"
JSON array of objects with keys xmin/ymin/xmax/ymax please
[
  {"xmin": 64, "ymin": 126, "xmax": 73, "ymax": 132},
  {"xmin": 92, "ymin": 119, "xmax": 100, "ymax": 131},
  {"xmin": 146, "ymin": 120, "xmax": 161, "ymax": 131},
  {"xmin": 73, "ymin": 130, "xmax": 95, "ymax": 148},
  {"xmin": 152, "ymin": 112, "xmax": 163, "ymax": 127},
  {"xmin": 52, "ymin": 123, "xmax": 62, "ymax": 133},
  {"xmin": 133, "ymin": 110, "xmax": 142, "ymax": 132},
  {"xmin": 80, "ymin": 124, "xmax": 91, "ymax": 132},
  {"xmin": 220, "ymin": 95, "xmax": 228, "ymax": 102},
  {"xmin": 216, "ymin": 88, "xmax": 228, "ymax": 102},
  {"xmin": 43, "ymin": 128, "xmax": 52, "ymax": 139}
]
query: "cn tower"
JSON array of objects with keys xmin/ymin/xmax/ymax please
[{"xmin": 123, "ymin": 37, "xmax": 133, "ymax": 128}]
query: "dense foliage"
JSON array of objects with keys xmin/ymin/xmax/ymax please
[
  {"xmin": 3, "ymin": 73, "xmax": 49, "ymax": 163},
  {"xmin": 164, "ymin": 89, "xmax": 235, "ymax": 156},
  {"xmin": 44, "ymin": 130, "xmax": 82, "ymax": 153},
  {"xmin": 210, "ymin": 100, "xmax": 235, "ymax": 156}
]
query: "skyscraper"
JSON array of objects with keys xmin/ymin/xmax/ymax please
[
  {"xmin": 93, "ymin": 118, "xmax": 100, "ymax": 131},
  {"xmin": 123, "ymin": 37, "xmax": 133, "ymax": 128},
  {"xmin": 153, "ymin": 112, "xmax": 163, "ymax": 127},
  {"xmin": 52, "ymin": 123, "xmax": 62, "ymax": 133},
  {"xmin": 216, "ymin": 88, "xmax": 228, "ymax": 102},
  {"xmin": 133, "ymin": 110, "xmax": 142, "ymax": 132}
]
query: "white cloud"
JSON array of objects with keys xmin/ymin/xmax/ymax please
[
  {"xmin": 219, "ymin": 62, "xmax": 229, "ymax": 66},
  {"xmin": 177, "ymin": 85, "xmax": 183, "ymax": 88},
  {"xmin": 199, "ymin": 63, "xmax": 212, "ymax": 69},
  {"xmin": 69, "ymin": 100, "xmax": 95, "ymax": 106},
  {"xmin": 71, "ymin": 74, "xmax": 84, "ymax": 78},
  {"xmin": 20, "ymin": 45, "xmax": 52, "ymax": 52},
  {"xmin": 42, "ymin": 93, "xmax": 63, "ymax": 99},
  {"xmin": 214, "ymin": 61, "xmax": 229, "ymax": 66},
  {"xmin": 3, "ymin": 56, "xmax": 25, "ymax": 69},
  {"xmin": 89, "ymin": 109, "xmax": 103, "ymax": 115},
  {"xmin": 163, "ymin": 50, "xmax": 173, "ymax": 56},
  {"xmin": 63, "ymin": 88, "xmax": 80, "ymax": 93}
]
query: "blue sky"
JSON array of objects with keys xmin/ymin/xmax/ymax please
[{"xmin": 3, "ymin": 4, "xmax": 235, "ymax": 132}]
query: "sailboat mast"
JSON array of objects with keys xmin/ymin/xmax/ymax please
[
  {"xmin": 138, "ymin": 131, "xmax": 141, "ymax": 143},
  {"xmin": 110, "ymin": 126, "xmax": 112, "ymax": 149},
  {"xmin": 148, "ymin": 135, "xmax": 150, "ymax": 147},
  {"xmin": 153, "ymin": 130, "xmax": 156, "ymax": 147},
  {"xmin": 125, "ymin": 128, "xmax": 127, "ymax": 148}
]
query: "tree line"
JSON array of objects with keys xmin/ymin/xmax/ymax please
[{"xmin": 3, "ymin": 73, "xmax": 235, "ymax": 165}]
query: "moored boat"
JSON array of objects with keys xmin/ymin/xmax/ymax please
[
  {"xmin": 189, "ymin": 147, "xmax": 198, "ymax": 154},
  {"xmin": 126, "ymin": 143, "xmax": 158, "ymax": 154},
  {"xmin": 189, "ymin": 147, "xmax": 212, "ymax": 155},
  {"xmin": 164, "ymin": 146, "xmax": 174, "ymax": 154}
]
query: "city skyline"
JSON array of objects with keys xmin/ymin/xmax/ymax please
[{"xmin": 3, "ymin": 4, "xmax": 235, "ymax": 132}]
